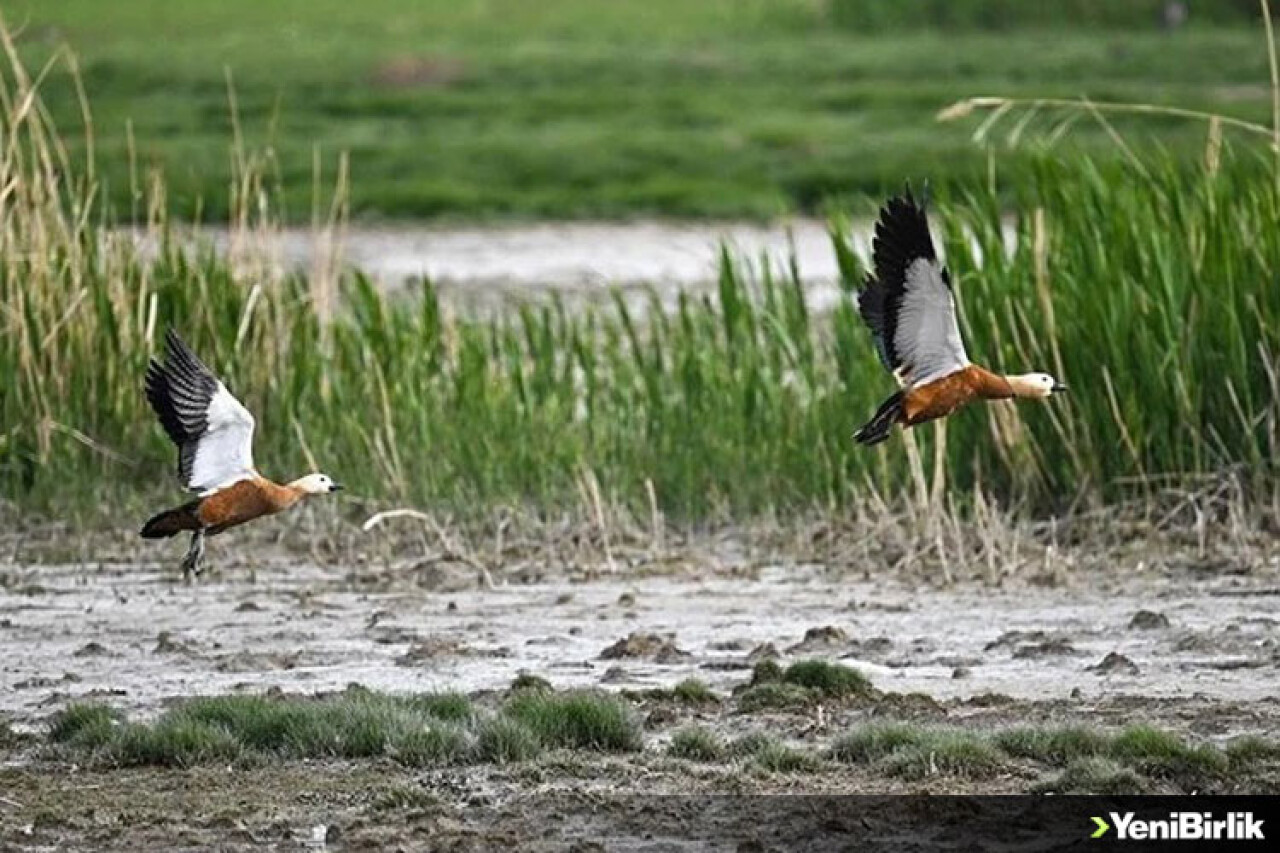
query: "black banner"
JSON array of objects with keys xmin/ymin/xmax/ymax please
[{"xmin": 475, "ymin": 795, "xmax": 1280, "ymax": 852}]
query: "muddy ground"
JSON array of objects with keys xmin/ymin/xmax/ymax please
[{"xmin": 1, "ymin": 525, "xmax": 1278, "ymax": 850}]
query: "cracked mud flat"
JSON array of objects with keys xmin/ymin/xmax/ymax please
[{"xmin": 2, "ymin": 551, "xmax": 1278, "ymax": 850}]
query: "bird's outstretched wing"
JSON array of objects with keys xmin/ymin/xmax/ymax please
[
  {"xmin": 857, "ymin": 188, "xmax": 970, "ymax": 388},
  {"xmin": 145, "ymin": 329, "xmax": 257, "ymax": 494}
]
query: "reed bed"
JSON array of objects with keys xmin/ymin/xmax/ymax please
[{"xmin": 1, "ymin": 33, "xmax": 1278, "ymax": 529}]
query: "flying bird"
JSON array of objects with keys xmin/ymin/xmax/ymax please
[
  {"xmin": 140, "ymin": 329, "xmax": 341, "ymax": 577},
  {"xmin": 853, "ymin": 188, "xmax": 1066, "ymax": 445}
]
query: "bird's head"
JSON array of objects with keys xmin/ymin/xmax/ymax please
[
  {"xmin": 290, "ymin": 473, "xmax": 344, "ymax": 496},
  {"xmin": 1009, "ymin": 372, "xmax": 1068, "ymax": 399}
]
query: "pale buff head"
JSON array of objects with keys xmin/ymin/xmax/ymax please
[
  {"xmin": 289, "ymin": 473, "xmax": 344, "ymax": 496},
  {"xmin": 1007, "ymin": 372, "xmax": 1068, "ymax": 399}
]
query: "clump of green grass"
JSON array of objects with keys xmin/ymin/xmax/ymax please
[
  {"xmin": 671, "ymin": 679, "xmax": 720, "ymax": 705},
  {"xmin": 509, "ymin": 673, "xmax": 554, "ymax": 694},
  {"xmin": 503, "ymin": 691, "xmax": 642, "ymax": 752},
  {"xmin": 781, "ymin": 660, "xmax": 872, "ymax": 699},
  {"xmin": 47, "ymin": 703, "xmax": 123, "ymax": 748},
  {"xmin": 393, "ymin": 723, "xmax": 470, "ymax": 767},
  {"xmin": 748, "ymin": 660, "xmax": 785, "ymax": 686},
  {"xmin": 1226, "ymin": 735, "xmax": 1280, "ymax": 767},
  {"xmin": 632, "ymin": 678, "xmax": 721, "ymax": 706},
  {"xmin": 728, "ymin": 731, "xmax": 778, "ymax": 759},
  {"xmin": 726, "ymin": 731, "xmax": 820, "ymax": 773},
  {"xmin": 753, "ymin": 741, "xmax": 822, "ymax": 774},
  {"xmin": 1108, "ymin": 725, "xmax": 1229, "ymax": 779},
  {"xmin": 832, "ymin": 722, "xmax": 1006, "ymax": 779},
  {"xmin": 881, "ymin": 733, "xmax": 1006, "ymax": 780},
  {"xmin": 1032, "ymin": 757, "xmax": 1149, "ymax": 794},
  {"xmin": 472, "ymin": 716, "xmax": 543, "ymax": 764},
  {"xmin": 109, "ymin": 718, "xmax": 245, "ymax": 768},
  {"xmin": 667, "ymin": 726, "xmax": 725, "ymax": 762},
  {"xmin": 992, "ymin": 726, "xmax": 1107, "ymax": 763},
  {"xmin": 402, "ymin": 692, "xmax": 476, "ymax": 723},
  {"xmin": 46, "ymin": 691, "xmax": 504, "ymax": 768},
  {"xmin": 831, "ymin": 720, "xmax": 1261, "ymax": 789},
  {"xmin": 737, "ymin": 659, "xmax": 871, "ymax": 711},
  {"xmin": 830, "ymin": 722, "xmax": 927, "ymax": 764},
  {"xmin": 171, "ymin": 692, "xmax": 436, "ymax": 758},
  {"xmin": 735, "ymin": 682, "xmax": 815, "ymax": 713}
]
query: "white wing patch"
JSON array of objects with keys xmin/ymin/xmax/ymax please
[
  {"xmin": 190, "ymin": 383, "xmax": 257, "ymax": 495},
  {"xmin": 894, "ymin": 258, "xmax": 970, "ymax": 387}
]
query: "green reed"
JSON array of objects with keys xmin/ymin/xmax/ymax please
[{"xmin": 1, "ymin": 36, "xmax": 1278, "ymax": 524}]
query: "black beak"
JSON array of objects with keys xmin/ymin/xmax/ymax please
[
  {"xmin": 331, "ymin": 483, "xmax": 344, "ymax": 492},
  {"xmin": 1052, "ymin": 382, "xmax": 1068, "ymax": 394}
]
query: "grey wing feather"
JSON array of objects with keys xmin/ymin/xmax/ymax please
[{"xmin": 894, "ymin": 258, "xmax": 969, "ymax": 387}]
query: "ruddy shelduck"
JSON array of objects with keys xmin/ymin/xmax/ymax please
[
  {"xmin": 854, "ymin": 189, "xmax": 1066, "ymax": 445},
  {"xmin": 140, "ymin": 329, "xmax": 341, "ymax": 577}
]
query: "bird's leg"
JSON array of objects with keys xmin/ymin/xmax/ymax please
[
  {"xmin": 929, "ymin": 418, "xmax": 948, "ymax": 511},
  {"xmin": 902, "ymin": 428, "xmax": 928, "ymax": 516},
  {"xmin": 180, "ymin": 530, "xmax": 206, "ymax": 579}
]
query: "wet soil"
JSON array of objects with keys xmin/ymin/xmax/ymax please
[
  {"xmin": 2, "ymin": 544, "xmax": 1278, "ymax": 849},
  {"xmin": 2, "ymin": 555, "xmax": 1277, "ymax": 726}
]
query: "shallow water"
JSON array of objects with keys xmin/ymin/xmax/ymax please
[{"xmin": 202, "ymin": 218, "xmax": 844, "ymax": 290}]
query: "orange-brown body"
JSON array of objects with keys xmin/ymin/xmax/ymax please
[
  {"xmin": 141, "ymin": 477, "xmax": 304, "ymax": 539},
  {"xmin": 198, "ymin": 478, "xmax": 305, "ymax": 534},
  {"xmin": 901, "ymin": 365, "xmax": 1013, "ymax": 427}
]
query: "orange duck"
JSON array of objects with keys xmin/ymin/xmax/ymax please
[
  {"xmin": 854, "ymin": 189, "xmax": 1066, "ymax": 445},
  {"xmin": 140, "ymin": 330, "xmax": 341, "ymax": 577}
]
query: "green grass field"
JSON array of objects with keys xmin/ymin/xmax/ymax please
[{"xmin": 1, "ymin": 0, "xmax": 1276, "ymax": 221}]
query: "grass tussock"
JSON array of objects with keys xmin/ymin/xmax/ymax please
[
  {"xmin": 667, "ymin": 726, "xmax": 725, "ymax": 762},
  {"xmin": 830, "ymin": 722, "xmax": 926, "ymax": 764},
  {"xmin": 737, "ymin": 659, "xmax": 873, "ymax": 711},
  {"xmin": 47, "ymin": 703, "xmax": 124, "ymax": 748},
  {"xmin": 503, "ymin": 690, "xmax": 642, "ymax": 752},
  {"xmin": 46, "ymin": 689, "xmax": 643, "ymax": 769},
  {"xmin": 509, "ymin": 673, "xmax": 554, "ymax": 695},
  {"xmin": 628, "ymin": 678, "xmax": 721, "ymax": 706},
  {"xmin": 832, "ymin": 721, "xmax": 1269, "ymax": 789},
  {"xmin": 473, "ymin": 716, "xmax": 543, "ymax": 764},
  {"xmin": 392, "ymin": 723, "xmax": 471, "ymax": 767},
  {"xmin": 1108, "ymin": 724, "xmax": 1230, "ymax": 779},
  {"xmin": 1226, "ymin": 735, "xmax": 1280, "ymax": 767},
  {"xmin": 779, "ymin": 660, "xmax": 872, "ymax": 698},
  {"xmin": 671, "ymin": 679, "xmax": 720, "ymax": 705},
  {"xmin": 46, "ymin": 690, "xmax": 538, "ymax": 768},
  {"xmin": 736, "ymin": 682, "xmax": 816, "ymax": 713},
  {"xmin": 991, "ymin": 726, "xmax": 1108, "ymax": 763},
  {"xmin": 880, "ymin": 734, "xmax": 1007, "ymax": 781},
  {"xmin": 754, "ymin": 741, "xmax": 822, "ymax": 774},
  {"xmin": 1033, "ymin": 757, "xmax": 1149, "ymax": 795},
  {"xmin": 727, "ymin": 732, "xmax": 822, "ymax": 774}
]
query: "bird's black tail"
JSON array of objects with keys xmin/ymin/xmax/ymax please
[
  {"xmin": 854, "ymin": 392, "xmax": 904, "ymax": 446},
  {"xmin": 140, "ymin": 502, "xmax": 200, "ymax": 539}
]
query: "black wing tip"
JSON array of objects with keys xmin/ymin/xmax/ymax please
[
  {"xmin": 163, "ymin": 326, "xmax": 186, "ymax": 350},
  {"xmin": 144, "ymin": 327, "xmax": 215, "ymax": 457},
  {"xmin": 873, "ymin": 181, "xmax": 937, "ymax": 269}
]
